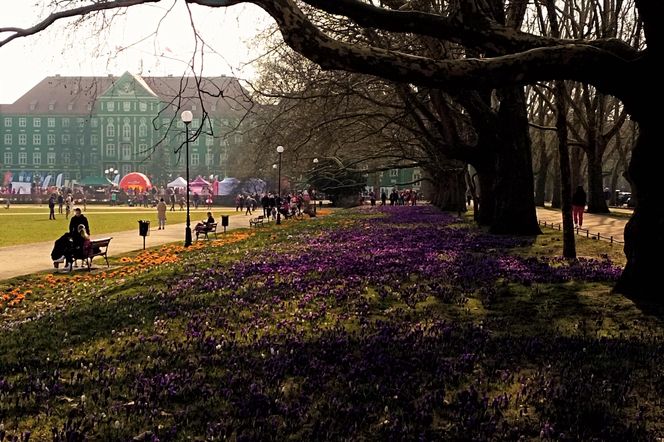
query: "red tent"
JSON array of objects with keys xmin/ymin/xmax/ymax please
[
  {"xmin": 119, "ymin": 172, "xmax": 152, "ymax": 192},
  {"xmin": 189, "ymin": 176, "xmax": 211, "ymax": 194}
]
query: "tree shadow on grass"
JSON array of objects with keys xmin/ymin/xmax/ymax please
[{"xmin": 0, "ymin": 275, "xmax": 662, "ymax": 441}]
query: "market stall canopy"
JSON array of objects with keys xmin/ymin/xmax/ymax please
[
  {"xmin": 79, "ymin": 176, "xmax": 113, "ymax": 186},
  {"xmin": 189, "ymin": 176, "xmax": 210, "ymax": 187},
  {"xmin": 189, "ymin": 176, "xmax": 211, "ymax": 194},
  {"xmin": 119, "ymin": 172, "xmax": 152, "ymax": 192},
  {"xmin": 167, "ymin": 177, "xmax": 188, "ymax": 188},
  {"xmin": 217, "ymin": 177, "xmax": 240, "ymax": 196}
]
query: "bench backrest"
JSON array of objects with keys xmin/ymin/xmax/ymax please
[{"xmin": 92, "ymin": 237, "xmax": 112, "ymax": 248}]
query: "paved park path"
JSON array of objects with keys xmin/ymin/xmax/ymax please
[
  {"xmin": 0, "ymin": 205, "xmax": 630, "ymax": 282},
  {"xmin": 535, "ymin": 206, "xmax": 629, "ymax": 243},
  {"xmin": 0, "ymin": 212, "xmax": 257, "ymax": 281}
]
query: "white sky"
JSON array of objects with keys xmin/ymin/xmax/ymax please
[{"xmin": 0, "ymin": 0, "xmax": 272, "ymax": 103}]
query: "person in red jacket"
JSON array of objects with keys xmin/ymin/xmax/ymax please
[{"xmin": 572, "ymin": 185, "xmax": 587, "ymax": 227}]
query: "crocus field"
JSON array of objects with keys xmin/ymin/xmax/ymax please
[{"xmin": 0, "ymin": 206, "xmax": 662, "ymax": 441}]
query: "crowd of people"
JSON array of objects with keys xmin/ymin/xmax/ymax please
[{"xmin": 235, "ymin": 191, "xmax": 316, "ymax": 219}]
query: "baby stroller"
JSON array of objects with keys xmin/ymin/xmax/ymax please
[{"xmin": 51, "ymin": 232, "xmax": 75, "ymax": 269}]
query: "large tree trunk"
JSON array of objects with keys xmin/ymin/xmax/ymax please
[
  {"xmin": 534, "ymin": 135, "xmax": 549, "ymax": 207},
  {"xmin": 475, "ymin": 168, "xmax": 495, "ymax": 226},
  {"xmin": 430, "ymin": 166, "xmax": 467, "ymax": 212},
  {"xmin": 551, "ymin": 150, "xmax": 562, "ymax": 208},
  {"xmin": 490, "ymin": 87, "xmax": 541, "ymax": 234},
  {"xmin": 586, "ymin": 146, "xmax": 610, "ymax": 213},
  {"xmin": 570, "ymin": 147, "xmax": 585, "ymax": 187},
  {"xmin": 614, "ymin": 118, "xmax": 663, "ymax": 301},
  {"xmin": 554, "ymin": 80, "xmax": 576, "ymax": 258}
]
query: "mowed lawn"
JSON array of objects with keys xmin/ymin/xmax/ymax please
[{"xmin": 0, "ymin": 204, "xmax": 237, "ymax": 247}]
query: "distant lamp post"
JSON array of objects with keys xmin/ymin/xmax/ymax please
[
  {"xmin": 181, "ymin": 110, "xmax": 193, "ymax": 247},
  {"xmin": 276, "ymin": 145, "xmax": 284, "ymax": 225},
  {"xmin": 272, "ymin": 164, "xmax": 278, "ymax": 199},
  {"xmin": 312, "ymin": 158, "xmax": 319, "ymax": 215}
]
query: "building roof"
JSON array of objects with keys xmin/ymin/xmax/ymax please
[{"xmin": 0, "ymin": 72, "xmax": 252, "ymax": 116}]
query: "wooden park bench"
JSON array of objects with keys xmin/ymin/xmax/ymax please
[
  {"xmin": 249, "ymin": 215, "xmax": 266, "ymax": 228},
  {"xmin": 196, "ymin": 222, "xmax": 218, "ymax": 240},
  {"xmin": 67, "ymin": 237, "xmax": 112, "ymax": 271}
]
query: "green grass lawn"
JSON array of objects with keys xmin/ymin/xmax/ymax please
[{"xmin": 0, "ymin": 204, "xmax": 237, "ymax": 247}]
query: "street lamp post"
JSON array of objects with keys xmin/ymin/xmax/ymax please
[
  {"xmin": 276, "ymin": 145, "xmax": 284, "ymax": 225},
  {"xmin": 312, "ymin": 158, "xmax": 318, "ymax": 215},
  {"xmin": 181, "ymin": 110, "xmax": 193, "ymax": 247}
]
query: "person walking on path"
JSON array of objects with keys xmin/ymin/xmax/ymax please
[
  {"xmin": 65, "ymin": 194, "xmax": 72, "ymax": 219},
  {"xmin": 572, "ymin": 185, "xmax": 587, "ymax": 227},
  {"xmin": 48, "ymin": 194, "xmax": 56, "ymax": 220},
  {"xmin": 156, "ymin": 198, "xmax": 167, "ymax": 230},
  {"xmin": 57, "ymin": 193, "xmax": 64, "ymax": 214}
]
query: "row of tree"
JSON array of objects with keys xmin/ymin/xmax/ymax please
[{"xmin": 1, "ymin": 0, "xmax": 659, "ymax": 302}]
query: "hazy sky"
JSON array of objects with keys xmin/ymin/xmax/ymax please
[{"xmin": 0, "ymin": 0, "xmax": 271, "ymax": 103}]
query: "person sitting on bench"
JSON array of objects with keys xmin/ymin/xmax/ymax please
[
  {"xmin": 194, "ymin": 212, "xmax": 215, "ymax": 235},
  {"xmin": 51, "ymin": 232, "xmax": 75, "ymax": 268}
]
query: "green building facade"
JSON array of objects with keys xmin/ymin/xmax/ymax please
[
  {"xmin": 0, "ymin": 72, "xmax": 248, "ymax": 189},
  {"xmin": 370, "ymin": 167, "xmax": 423, "ymax": 196}
]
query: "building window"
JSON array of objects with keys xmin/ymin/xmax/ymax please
[
  {"xmin": 91, "ymin": 134, "xmax": 99, "ymax": 145},
  {"xmin": 139, "ymin": 102, "xmax": 147, "ymax": 111},
  {"xmin": 107, "ymin": 102, "xmax": 115, "ymax": 111},
  {"xmin": 33, "ymin": 152, "xmax": 41, "ymax": 165},
  {"xmin": 62, "ymin": 118, "xmax": 70, "ymax": 128},
  {"xmin": 18, "ymin": 152, "xmax": 27, "ymax": 164},
  {"xmin": 193, "ymin": 136, "xmax": 199, "ymax": 146},
  {"xmin": 47, "ymin": 134, "xmax": 56, "ymax": 145},
  {"xmin": 106, "ymin": 123, "xmax": 115, "ymax": 137},
  {"xmin": 91, "ymin": 118, "xmax": 98, "ymax": 128},
  {"xmin": 77, "ymin": 118, "xmax": 85, "ymax": 128},
  {"xmin": 4, "ymin": 117, "xmax": 12, "ymax": 127},
  {"xmin": 389, "ymin": 169, "xmax": 399, "ymax": 177},
  {"xmin": 138, "ymin": 143, "xmax": 147, "ymax": 154},
  {"xmin": 122, "ymin": 144, "xmax": 132, "ymax": 160},
  {"xmin": 62, "ymin": 134, "xmax": 70, "ymax": 144},
  {"xmin": 18, "ymin": 134, "xmax": 27, "ymax": 145},
  {"xmin": 63, "ymin": 152, "xmax": 70, "ymax": 164},
  {"xmin": 106, "ymin": 144, "xmax": 116, "ymax": 157},
  {"xmin": 191, "ymin": 153, "xmax": 199, "ymax": 166},
  {"xmin": 47, "ymin": 118, "xmax": 55, "ymax": 128},
  {"xmin": 122, "ymin": 164, "xmax": 131, "ymax": 176},
  {"xmin": 90, "ymin": 152, "xmax": 98, "ymax": 164},
  {"xmin": 3, "ymin": 134, "xmax": 11, "ymax": 145},
  {"xmin": 48, "ymin": 102, "xmax": 55, "ymax": 111},
  {"xmin": 206, "ymin": 153, "xmax": 214, "ymax": 166},
  {"xmin": 122, "ymin": 123, "xmax": 131, "ymax": 138},
  {"xmin": 47, "ymin": 152, "xmax": 56, "ymax": 165},
  {"xmin": 33, "ymin": 134, "xmax": 41, "ymax": 145},
  {"xmin": 123, "ymin": 102, "xmax": 131, "ymax": 112},
  {"xmin": 78, "ymin": 136, "xmax": 85, "ymax": 146},
  {"xmin": 68, "ymin": 103, "xmax": 74, "ymax": 111},
  {"xmin": 206, "ymin": 135, "xmax": 214, "ymax": 146},
  {"xmin": 33, "ymin": 118, "xmax": 41, "ymax": 128},
  {"xmin": 18, "ymin": 117, "xmax": 26, "ymax": 127},
  {"xmin": 3, "ymin": 152, "xmax": 12, "ymax": 164},
  {"xmin": 138, "ymin": 123, "xmax": 147, "ymax": 137}
]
